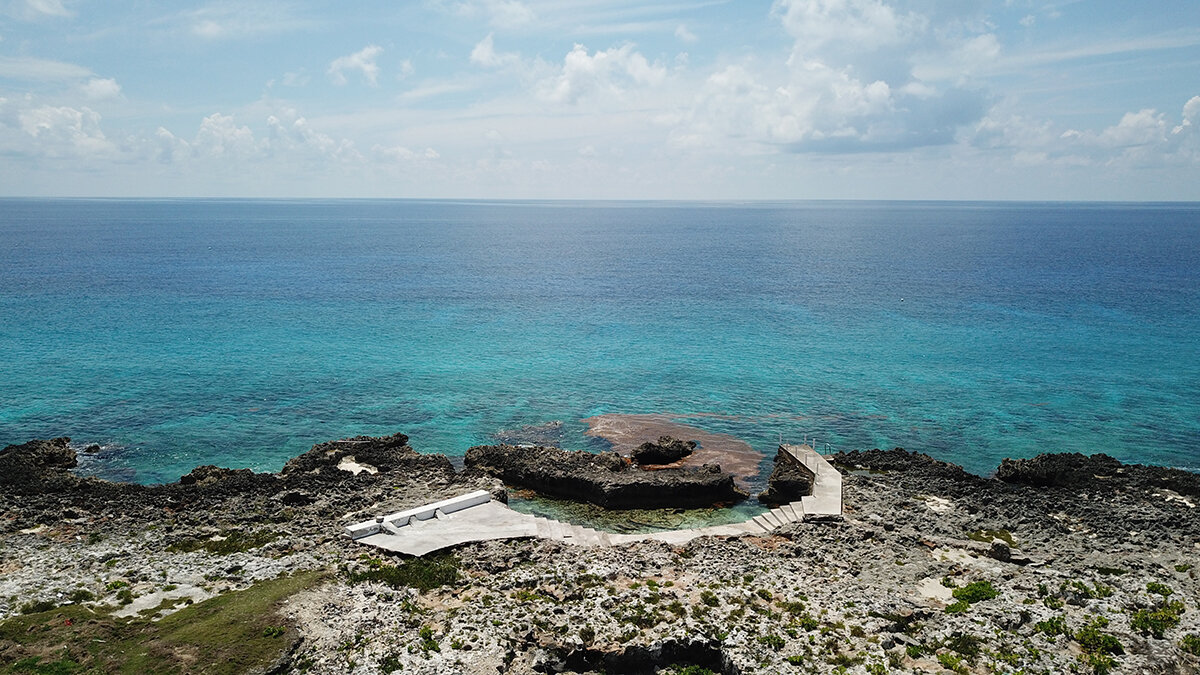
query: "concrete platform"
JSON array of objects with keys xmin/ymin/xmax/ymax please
[{"xmin": 351, "ymin": 442, "xmax": 843, "ymax": 557}]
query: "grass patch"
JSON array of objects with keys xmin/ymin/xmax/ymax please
[
  {"xmin": 0, "ymin": 570, "xmax": 324, "ymax": 675},
  {"xmin": 346, "ymin": 554, "xmax": 460, "ymax": 592},
  {"xmin": 166, "ymin": 530, "xmax": 279, "ymax": 555},
  {"xmin": 968, "ymin": 529, "xmax": 1016, "ymax": 547}
]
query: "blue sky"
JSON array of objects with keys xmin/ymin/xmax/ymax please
[{"xmin": 1, "ymin": 0, "xmax": 1198, "ymax": 199}]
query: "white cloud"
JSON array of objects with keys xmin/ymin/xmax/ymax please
[
  {"xmin": 437, "ymin": 0, "xmax": 534, "ymax": 28},
  {"xmin": 328, "ymin": 45, "xmax": 383, "ymax": 86},
  {"xmin": 373, "ymin": 144, "xmax": 440, "ymax": 161},
  {"xmin": 470, "ymin": 33, "xmax": 519, "ymax": 68},
  {"xmin": 193, "ymin": 113, "xmax": 261, "ymax": 158},
  {"xmin": 186, "ymin": 1, "xmax": 310, "ymax": 40},
  {"xmin": 80, "ymin": 77, "xmax": 121, "ymax": 100},
  {"xmin": 266, "ymin": 111, "xmax": 362, "ymax": 162},
  {"xmin": 17, "ymin": 104, "xmax": 113, "ymax": 157},
  {"xmin": 538, "ymin": 43, "xmax": 666, "ymax": 104},
  {"xmin": 674, "ymin": 24, "xmax": 698, "ymax": 43},
  {"xmin": 0, "ymin": 56, "xmax": 91, "ymax": 81},
  {"xmin": 773, "ymin": 0, "xmax": 924, "ymax": 59},
  {"xmin": 154, "ymin": 126, "xmax": 189, "ymax": 164},
  {"xmin": 11, "ymin": 0, "xmax": 73, "ymax": 19}
]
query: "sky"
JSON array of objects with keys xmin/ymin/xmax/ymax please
[{"xmin": 1, "ymin": 0, "xmax": 1198, "ymax": 200}]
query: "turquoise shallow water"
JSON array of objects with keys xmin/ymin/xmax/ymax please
[{"xmin": 1, "ymin": 199, "xmax": 1198, "ymax": 484}]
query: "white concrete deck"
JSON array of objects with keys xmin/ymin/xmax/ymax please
[{"xmin": 351, "ymin": 444, "xmax": 843, "ymax": 557}]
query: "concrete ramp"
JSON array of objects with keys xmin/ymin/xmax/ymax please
[{"xmin": 348, "ymin": 444, "xmax": 843, "ymax": 557}]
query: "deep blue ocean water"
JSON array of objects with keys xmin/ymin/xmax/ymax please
[{"xmin": 1, "ymin": 199, "xmax": 1198, "ymax": 485}]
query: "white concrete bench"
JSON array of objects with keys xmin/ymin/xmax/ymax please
[{"xmin": 344, "ymin": 490, "xmax": 492, "ymax": 539}]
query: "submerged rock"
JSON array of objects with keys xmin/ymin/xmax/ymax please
[
  {"xmin": 464, "ymin": 444, "xmax": 747, "ymax": 509},
  {"xmin": 630, "ymin": 436, "xmax": 696, "ymax": 466}
]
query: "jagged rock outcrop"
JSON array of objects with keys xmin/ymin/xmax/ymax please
[
  {"xmin": 756, "ymin": 447, "xmax": 815, "ymax": 505},
  {"xmin": 630, "ymin": 436, "xmax": 696, "ymax": 466},
  {"xmin": 463, "ymin": 444, "xmax": 747, "ymax": 509},
  {"xmin": 281, "ymin": 432, "xmax": 442, "ymax": 475},
  {"xmin": 0, "ymin": 437, "xmax": 81, "ymax": 494}
]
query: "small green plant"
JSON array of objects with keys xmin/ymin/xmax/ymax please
[
  {"xmin": 1035, "ymin": 616, "xmax": 1069, "ymax": 637},
  {"xmin": 944, "ymin": 600, "xmax": 969, "ymax": 614},
  {"xmin": 1131, "ymin": 601, "xmax": 1185, "ymax": 639},
  {"xmin": 968, "ymin": 529, "xmax": 1016, "ymax": 547},
  {"xmin": 700, "ymin": 590, "xmax": 719, "ymax": 607},
  {"xmin": 785, "ymin": 655, "xmax": 804, "ymax": 666},
  {"xmin": 1146, "ymin": 582, "xmax": 1174, "ymax": 597},
  {"xmin": 1076, "ymin": 621, "xmax": 1124, "ymax": 656},
  {"xmin": 936, "ymin": 651, "xmax": 967, "ymax": 673},
  {"xmin": 756, "ymin": 588, "xmax": 773, "ymax": 601},
  {"xmin": 579, "ymin": 625, "xmax": 596, "ymax": 644},
  {"xmin": 952, "ymin": 580, "xmax": 999, "ymax": 604},
  {"xmin": 105, "ymin": 580, "xmax": 129, "ymax": 591},
  {"xmin": 18, "ymin": 600, "xmax": 57, "ymax": 614},
  {"xmin": 905, "ymin": 644, "xmax": 924, "ymax": 658},
  {"xmin": 1180, "ymin": 633, "xmax": 1200, "ymax": 656},
  {"xmin": 757, "ymin": 634, "xmax": 785, "ymax": 651},
  {"xmin": 116, "ymin": 588, "xmax": 134, "ymax": 605},
  {"xmin": 1175, "ymin": 564, "xmax": 1193, "ymax": 573},
  {"xmin": 1081, "ymin": 652, "xmax": 1118, "ymax": 675},
  {"xmin": 418, "ymin": 625, "xmax": 439, "ymax": 653},
  {"xmin": 262, "ymin": 626, "xmax": 287, "ymax": 638},
  {"xmin": 1094, "ymin": 567, "xmax": 1128, "ymax": 576},
  {"xmin": 379, "ymin": 651, "xmax": 404, "ymax": 673},
  {"xmin": 940, "ymin": 576, "xmax": 957, "ymax": 588},
  {"xmin": 667, "ymin": 666, "xmax": 717, "ymax": 675},
  {"xmin": 68, "ymin": 589, "xmax": 95, "ymax": 603}
]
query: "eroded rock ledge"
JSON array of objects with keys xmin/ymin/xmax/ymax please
[{"xmin": 464, "ymin": 443, "xmax": 748, "ymax": 509}]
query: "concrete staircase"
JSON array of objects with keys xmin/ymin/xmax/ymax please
[{"xmin": 352, "ymin": 443, "xmax": 843, "ymax": 557}]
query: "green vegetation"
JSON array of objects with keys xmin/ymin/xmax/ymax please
[
  {"xmin": 1146, "ymin": 582, "xmax": 1174, "ymax": 598},
  {"xmin": 952, "ymin": 580, "xmax": 999, "ymax": 604},
  {"xmin": 1076, "ymin": 619, "xmax": 1124, "ymax": 656},
  {"xmin": 968, "ymin": 529, "xmax": 1016, "ymax": 547},
  {"xmin": 936, "ymin": 651, "xmax": 967, "ymax": 674},
  {"xmin": 757, "ymin": 634, "xmax": 785, "ymax": 651},
  {"xmin": 0, "ymin": 571, "xmax": 324, "ymax": 675},
  {"xmin": 166, "ymin": 529, "xmax": 279, "ymax": 555},
  {"xmin": 66, "ymin": 590, "xmax": 93, "ymax": 604},
  {"xmin": 667, "ymin": 666, "xmax": 717, "ymax": 675},
  {"xmin": 418, "ymin": 625, "xmax": 439, "ymax": 653},
  {"xmin": 1180, "ymin": 634, "xmax": 1200, "ymax": 656},
  {"xmin": 18, "ymin": 601, "xmax": 57, "ymax": 615},
  {"xmin": 1131, "ymin": 601, "xmax": 1185, "ymax": 639},
  {"xmin": 699, "ymin": 590, "xmax": 719, "ymax": 607},
  {"xmin": 1035, "ymin": 616, "xmax": 1068, "ymax": 637},
  {"xmin": 345, "ymin": 554, "xmax": 460, "ymax": 592}
]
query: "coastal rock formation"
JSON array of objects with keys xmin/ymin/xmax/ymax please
[
  {"xmin": 756, "ymin": 447, "xmax": 815, "ymax": 505},
  {"xmin": 4, "ymin": 435, "xmax": 1200, "ymax": 675},
  {"xmin": 630, "ymin": 436, "xmax": 696, "ymax": 466},
  {"xmin": 463, "ymin": 444, "xmax": 748, "ymax": 509},
  {"xmin": 281, "ymin": 432, "xmax": 432, "ymax": 475},
  {"xmin": 0, "ymin": 437, "xmax": 80, "ymax": 493}
]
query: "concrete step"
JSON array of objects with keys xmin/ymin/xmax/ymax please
[
  {"xmin": 770, "ymin": 507, "xmax": 792, "ymax": 524},
  {"xmin": 759, "ymin": 510, "xmax": 782, "ymax": 528},
  {"xmin": 751, "ymin": 515, "xmax": 776, "ymax": 531},
  {"xmin": 778, "ymin": 504, "xmax": 798, "ymax": 521}
]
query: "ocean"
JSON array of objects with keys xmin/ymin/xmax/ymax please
[{"xmin": 1, "ymin": 199, "xmax": 1197, "ymax": 485}]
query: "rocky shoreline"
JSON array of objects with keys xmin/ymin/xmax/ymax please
[
  {"xmin": 464, "ymin": 440, "xmax": 748, "ymax": 510},
  {"xmin": 2, "ymin": 435, "xmax": 1199, "ymax": 674}
]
